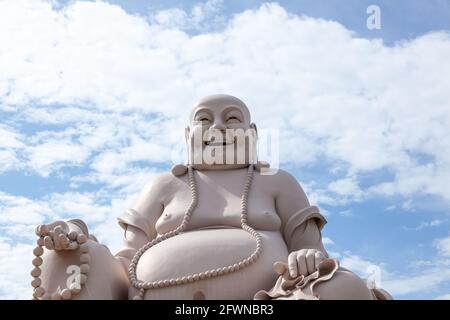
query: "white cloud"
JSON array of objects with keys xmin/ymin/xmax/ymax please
[
  {"xmin": 328, "ymin": 248, "xmax": 450, "ymax": 298},
  {"xmin": 332, "ymin": 251, "xmax": 386, "ymax": 277},
  {"xmin": 0, "ymin": 125, "xmax": 24, "ymax": 173},
  {"xmin": 0, "ymin": 149, "xmax": 19, "ymax": 173},
  {"xmin": 383, "ymin": 268, "xmax": 450, "ymax": 296},
  {"xmin": 27, "ymin": 140, "xmax": 90, "ymax": 177},
  {"xmin": 328, "ymin": 176, "xmax": 363, "ymax": 201},
  {"xmin": 0, "ymin": 125, "xmax": 23, "ymax": 149},
  {"xmin": 380, "ymin": 236, "xmax": 450, "ymax": 297},
  {"xmin": 150, "ymin": 0, "xmax": 224, "ymax": 31},
  {"xmin": 0, "ymin": 239, "xmax": 34, "ymax": 300},
  {"xmin": 151, "ymin": 8, "xmax": 188, "ymax": 29},
  {"xmin": 0, "ymin": 192, "xmax": 52, "ymax": 226},
  {"xmin": 338, "ymin": 209, "xmax": 353, "ymax": 217},
  {"xmin": 322, "ymin": 237, "xmax": 334, "ymax": 246},
  {"xmin": 302, "ymin": 182, "xmax": 342, "ymax": 207},
  {"xmin": 435, "ymin": 236, "xmax": 450, "ymax": 257},
  {"xmin": 403, "ymin": 219, "xmax": 443, "ymax": 231}
]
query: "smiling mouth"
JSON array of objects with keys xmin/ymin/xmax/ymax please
[{"xmin": 204, "ymin": 138, "xmax": 235, "ymax": 146}]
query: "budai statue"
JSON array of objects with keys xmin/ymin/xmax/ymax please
[{"xmin": 31, "ymin": 94, "xmax": 392, "ymax": 300}]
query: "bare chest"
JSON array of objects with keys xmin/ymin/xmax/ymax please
[{"xmin": 155, "ymin": 171, "xmax": 281, "ymax": 234}]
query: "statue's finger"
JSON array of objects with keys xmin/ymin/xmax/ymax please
[
  {"xmin": 53, "ymin": 225, "xmax": 63, "ymax": 234},
  {"xmin": 315, "ymin": 251, "xmax": 326, "ymax": 268},
  {"xmin": 58, "ymin": 233, "xmax": 70, "ymax": 249},
  {"xmin": 67, "ymin": 241, "xmax": 79, "ymax": 250},
  {"xmin": 305, "ymin": 250, "xmax": 316, "ymax": 274},
  {"xmin": 296, "ymin": 254, "xmax": 308, "ymax": 276},
  {"xmin": 35, "ymin": 224, "xmax": 48, "ymax": 237},
  {"xmin": 68, "ymin": 231, "xmax": 78, "ymax": 241},
  {"xmin": 44, "ymin": 236, "xmax": 54, "ymax": 250},
  {"xmin": 52, "ymin": 229, "xmax": 62, "ymax": 250},
  {"xmin": 287, "ymin": 253, "xmax": 297, "ymax": 278},
  {"xmin": 45, "ymin": 221, "xmax": 69, "ymax": 233},
  {"xmin": 273, "ymin": 261, "xmax": 288, "ymax": 275}
]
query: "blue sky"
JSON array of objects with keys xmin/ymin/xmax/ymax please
[
  {"xmin": 0, "ymin": 0, "xmax": 450, "ymax": 299},
  {"xmin": 100, "ymin": 0, "xmax": 450, "ymax": 43}
]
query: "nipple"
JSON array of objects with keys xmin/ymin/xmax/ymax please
[{"xmin": 193, "ymin": 290, "xmax": 206, "ymax": 300}]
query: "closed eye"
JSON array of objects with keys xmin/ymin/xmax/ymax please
[
  {"xmin": 197, "ymin": 117, "xmax": 211, "ymax": 124},
  {"xmin": 226, "ymin": 116, "xmax": 241, "ymax": 124}
]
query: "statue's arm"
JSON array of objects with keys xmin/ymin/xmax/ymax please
[
  {"xmin": 114, "ymin": 225, "xmax": 150, "ymax": 271},
  {"xmin": 114, "ymin": 173, "xmax": 169, "ymax": 266},
  {"xmin": 274, "ymin": 170, "xmax": 328, "ymax": 255},
  {"xmin": 287, "ymin": 219, "xmax": 328, "ymax": 256},
  {"xmin": 273, "ymin": 171, "xmax": 331, "ymax": 277}
]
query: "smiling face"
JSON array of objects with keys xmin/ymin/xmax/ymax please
[{"xmin": 186, "ymin": 94, "xmax": 257, "ymax": 169}]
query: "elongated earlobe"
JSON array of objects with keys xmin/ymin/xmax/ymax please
[
  {"xmin": 185, "ymin": 126, "xmax": 191, "ymax": 164},
  {"xmin": 250, "ymin": 123, "xmax": 257, "ymax": 136},
  {"xmin": 185, "ymin": 126, "xmax": 190, "ymax": 141}
]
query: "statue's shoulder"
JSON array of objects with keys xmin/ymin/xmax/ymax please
[
  {"xmin": 255, "ymin": 167, "xmax": 308, "ymax": 201},
  {"xmin": 256, "ymin": 167, "xmax": 300, "ymax": 185},
  {"xmin": 152, "ymin": 171, "xmax": 179, "ymax": 184},
  {"xmin": 140, "ymin": 171, "xmax": 182, "ymax": 197},
  {"xmin": 152, "ymin": 170, "xmax": 188, "ymax": 186}
]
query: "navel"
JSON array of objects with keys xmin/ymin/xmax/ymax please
[{"xmin": 193, "ymin": 290, "xmax": 206, "ymax": 300}]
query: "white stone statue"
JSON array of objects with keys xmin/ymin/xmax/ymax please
[{"xmin": 30, "ymin": 94, "xmax": 392, "ymax": 300}]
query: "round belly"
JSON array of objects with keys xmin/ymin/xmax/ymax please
[{"xmin": 133, "ymin": 228, "xmax": 288, "ymax": 300}]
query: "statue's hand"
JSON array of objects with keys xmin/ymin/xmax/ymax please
[
  {"xmin": 287, "ymin": 249, "xmax": 326, "ymax": 278},
  {"xmin": 35, "ymin": 221, "xmax": 86, "ymax": 251}
]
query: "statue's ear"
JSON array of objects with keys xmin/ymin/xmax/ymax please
[
  {"xmin": 250, "ymin": 123, "xmax": 257, "ymax": 136},
  {"xmin": 185, "ymin": 126, "xmax": 190, "ymax": 141}
]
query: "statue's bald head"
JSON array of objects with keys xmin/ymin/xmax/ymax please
[
  {"xmin": 186, "ymin": 94, "xmax": 257, "ymax": 169},
  {"xmin": 190, "ymin": 94, "xmax": 251, "ymax": 124}
]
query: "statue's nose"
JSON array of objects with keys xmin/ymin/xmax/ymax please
[{"xmin": 210, "ymin": 121, "xmax": 226, "ymax": 131}]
